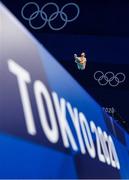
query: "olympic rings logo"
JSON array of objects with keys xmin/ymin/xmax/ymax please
[
  {"xmin": 94, "ymin": 71, "xmax": 126, "ymax": 87},
  {"xmin": 21, "ymin": 2, "xmax": 80, "ymax": 31}
]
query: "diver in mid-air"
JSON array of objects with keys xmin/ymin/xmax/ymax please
[{"xmin": 74, "ymin": 52, "xmax": 87, "ymax": 70}]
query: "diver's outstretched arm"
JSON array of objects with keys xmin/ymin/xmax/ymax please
[{"xmin": 74, "ymin": 54, "xmax": 80, "ymax": 63}]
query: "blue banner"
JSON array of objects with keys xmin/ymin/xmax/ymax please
[{"xmin": 0, "ymin": 3, "xmax": 129, "ymax": 179}]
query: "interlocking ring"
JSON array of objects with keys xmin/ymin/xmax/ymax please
[
  {"xmin": 94, "ymin": 71, "xmax": 126, "ymax": 87},
  {"xmin": 21, "ymin": 2, "xmax": 80, "ymax": 31}
]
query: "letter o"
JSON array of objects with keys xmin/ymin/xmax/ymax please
[{"xmin": 34, "ymin": 80, "xmax": 59, "ymax": 143}]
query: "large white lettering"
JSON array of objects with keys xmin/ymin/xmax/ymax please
[
  {"xmin": 7, "ymin": 59, "xmax": 120, "ymax": 170},
  {"xmin": 8, "ymin": 59, "xmax": 36, "ymax": 135},
  {"xmin": 34, "ymin": 81, "xmax": 59, "ymax": 143},
  {"xmin": 52, "ymin": 92, "xmax": 78, "ymax": 151}
]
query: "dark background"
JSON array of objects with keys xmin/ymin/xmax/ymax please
[{"xmin": 1, "ymin": 0, "xmax": 129, "ymax": 132}]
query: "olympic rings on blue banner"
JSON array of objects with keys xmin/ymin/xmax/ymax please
[
  {"xmin": 94, "ymin": 71, "xmax": 126, "ymax": 87},
  {"xmin": 21, "ymin": 2, "xmax": 80, "ymax": 31}
]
